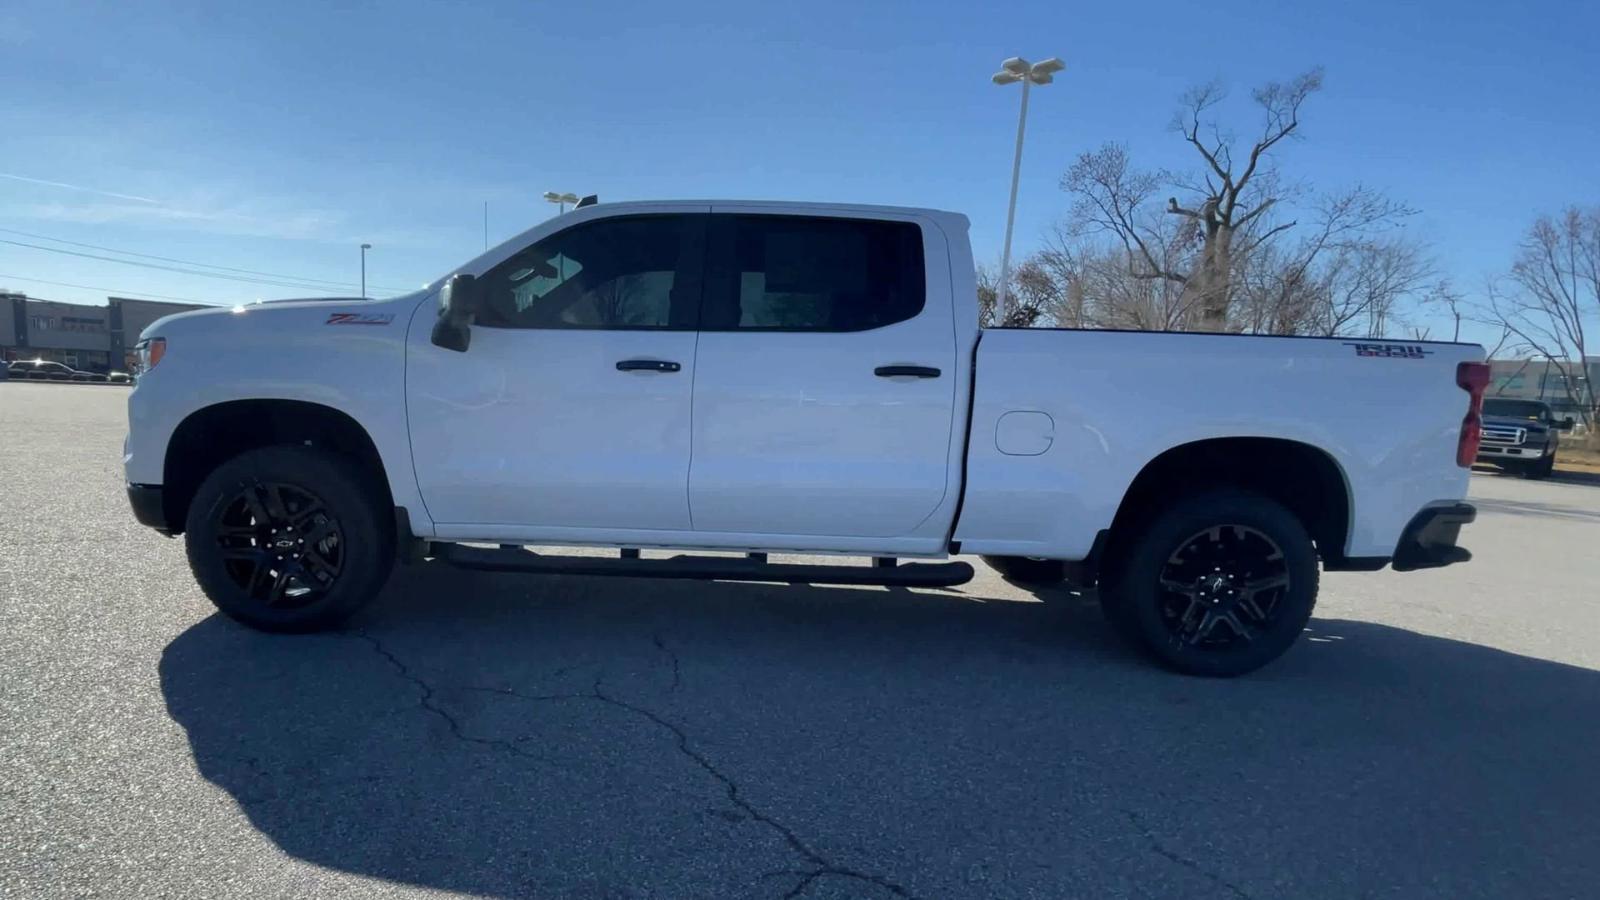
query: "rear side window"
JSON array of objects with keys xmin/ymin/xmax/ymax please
[{"xmin": 702, "ymin": 215, "xmax": 925, "ymax": 331}]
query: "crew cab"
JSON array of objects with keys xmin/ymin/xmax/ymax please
[
  {"xmin": 124, "ymin": 201, "xmax": 1484, "ymax": 675},
  {"xmin": 1475, "ymin": 398, "xmax": 1573, "ymax": 479}
]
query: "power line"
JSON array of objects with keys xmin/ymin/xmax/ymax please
[
  {"xmin": 0, "ymin": 226, "xmax": 416, "ymax": 293},
  {"xmin": 0, "ymin": 236, "xmax": 406, "ymax": 297},
  {"xmin": 0, "ymin": 226, "xmax": 415, "ymax": 294},
  {"xmin": 0, "ymin": 272, "xmax": 220, "ymax": 305}
]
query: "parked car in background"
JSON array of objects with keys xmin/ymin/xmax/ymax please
[
  {"xmin": 1476, "ymin": 398, "xmax": 1573, "ymax": 478},
  {"xmin": 8, "ymin": 359, "xmax": 104, "ymax": 383},
  {"xmin": 108, "ymin": 372, "xmax": 133, "ymax": 384},
  {"xmin": 10, "ymin": 360, "xmax": 77, "ymax": 381}
]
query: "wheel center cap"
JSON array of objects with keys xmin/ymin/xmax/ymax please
[{"xmin": 273, "ymin": 538, "xmax": 296, "ymax": 550}]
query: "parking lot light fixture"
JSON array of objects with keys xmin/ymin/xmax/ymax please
[
  {"xmin": 543, "ymin": 191, "xmax": 580, "ymax": 215},
  {"xmin": 991, "ymin": 55, "xmax": 1064, "ymax": 325}
]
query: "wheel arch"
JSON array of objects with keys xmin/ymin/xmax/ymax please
[
  {"xmin": 1104, "ymin": 436, "xmax": 1354, "ymax": 567},
  {"xmin": 160, "ymin": 398, "xmax": 393, "ymax": 535}
]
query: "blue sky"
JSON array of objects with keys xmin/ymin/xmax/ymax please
[{"xmin": 1, "ymin": 0, "xmax": 1595, "ymax": 344}]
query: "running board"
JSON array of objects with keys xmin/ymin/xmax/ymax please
[{"xmin": 433, "ymin": 544, "xmax": 974, "ymax": 588}]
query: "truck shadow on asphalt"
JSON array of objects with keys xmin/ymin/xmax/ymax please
[
  {"xmin": 161, "ymin": 563, "xmax": 1600, "ymax": 899},
  {"xmin": 1473, "ymin": 465, "xmax": 1600, "ymax": 488},
  {"xmin": 1471, "ymin": 497, "xmax": 1600, "ymax": 522}
]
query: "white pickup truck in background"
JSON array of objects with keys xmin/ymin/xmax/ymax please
[{"xmin": 125, "ymin": 200, "xmax": 1485, "ymax": 675}]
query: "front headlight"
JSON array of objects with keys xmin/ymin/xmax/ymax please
[{"xmin": 135, "ymin": 337, "xmax": 166, "ymax": 374}]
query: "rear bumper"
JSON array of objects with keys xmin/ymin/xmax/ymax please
[
  {"xmin": 127, "ymin": 483, "xmax": 172, "ymax": 535},
  {"xmin": 1390, "ymin": 503, "xmax": 1475, "ymax": 572}
]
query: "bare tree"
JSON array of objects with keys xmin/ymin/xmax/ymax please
[
  {"xmin": 1481, "ymin": 207, "xmax": 1600, "ymax": 425},
  {"xmin": 1164, "ymin": 68, "xmax": 1324, "ymax": 329},
  {"xmin": 1429, "ymin": 279, "xmax": 1467, "ymax": 342},
  {"xmin": 1220, "ymin": 186, "xmax": 1420, "ymax": 336},
  {"xmin": 1057, "ymin": 69, "xmax": 1428, "ymax": 337},
  {"xmin": 977, "ymin": 263, "xmax": 1048, "ymax": 327},
  {"xmin": 1051, "ymin": 172, "xmax": 1427, "ymax": 337}
]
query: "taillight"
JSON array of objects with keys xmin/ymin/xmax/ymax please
[{"xmin": 1456, "ymin": 361, "xmax": 1489, "ymax": 467}]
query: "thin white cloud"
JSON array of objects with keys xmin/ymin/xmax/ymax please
[
  {"xmin": 0, "ymin": 171, "xmax": 160, "ymax": 205},
  {"xmin": 3, "ymin": 201, "xmax": 341, "ymax": 243}
]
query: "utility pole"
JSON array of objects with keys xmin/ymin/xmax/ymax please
[{"xmin": 359, "ymin": 243, "xmax": 372, "ymax": 298}]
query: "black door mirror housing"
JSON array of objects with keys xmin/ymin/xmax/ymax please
[{"xmin": 431, "ymin": 273, "xmax": 481, "ymax": 352}]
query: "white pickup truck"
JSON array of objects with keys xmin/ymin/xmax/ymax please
[{"xmin": 125, "ymin": 200, "xmax": 1485, "ymax": 675}]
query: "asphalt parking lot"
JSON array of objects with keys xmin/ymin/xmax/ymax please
[{"xmin": 3, "ymin": 382, "xmax": 1599, "ymax": 899}]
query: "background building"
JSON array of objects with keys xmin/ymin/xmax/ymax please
[
  {"xmin": 1485, "ymin": 357, "xmax": 1600, "ymax": 422},
  {"xmin": 1, "ymin": 294, "xmax": 210, "ymax": 372}
]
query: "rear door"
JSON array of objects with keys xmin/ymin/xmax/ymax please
[{"xmin": 687, "ymin": 210, "xmax": 959, "ymax": 539}]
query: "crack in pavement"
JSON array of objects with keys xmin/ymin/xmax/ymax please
[
  {"xmin": 351, "ymin": 632, "xmax": 587, "ymax": 768},
  {"xmin": 352, "ymin": 629, "xmax": 913, "ymax": 898},
  {"xmin": 652, "ymin": 631, "xmax": 682, "ymax": 692},
  {"xmin": 591, "ymin": 676, "xmax": 914, "ymax": 899},
  {"xmin": 1123, "ymin": 809, "xmax": 1251, "ymax": 900}
]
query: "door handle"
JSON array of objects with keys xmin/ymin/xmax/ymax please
[
  {"xmin": 874, "ymin": 365, "xmax": 941, "ymax": 378},
  {"xmin": 616, "ymin": 359, "xmax": 681, "ymax": 373}
]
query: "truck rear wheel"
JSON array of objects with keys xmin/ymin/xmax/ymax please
[
  {"xmin": 1099, "ymin": 490, "xmax": 1318, "ymax": 677},
  {"xmin": 183, "ymin": 445, "xmax": 394, "ymax": 633}
]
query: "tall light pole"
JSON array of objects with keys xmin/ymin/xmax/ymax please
[
  {"xmin": 359, "ymin": 243, "xmax": 371, "ymax": 299},
  {"xmin": 991, "ymin": 56, "xmax": 1064, "ymax": 325},
  {"xmin": 543, "ymin": 191, "xmax": 579, "ymax": 216}
]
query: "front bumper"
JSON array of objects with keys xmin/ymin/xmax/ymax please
[
  {"xmin": 1477, "ymin": 443, "xmax": 1550, "ymax": 460},
  {"xmin": 127, "ymin": 483, "xmax": 172, "ymax": 535},
  {"xmin": 1391, "ymin": 503, "xmax": 1475, "ymax": 572}
]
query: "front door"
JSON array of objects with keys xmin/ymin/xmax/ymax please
[
  {"xmin": 407, "ymin": 211, "xmax": 707, "ymax": 530},
  {"xmin": 688, "ymin": 211, "xmax": 959, "ymax": 539}
]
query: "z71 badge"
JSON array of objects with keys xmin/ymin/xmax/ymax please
[
  {"xmin": 326, "ymin": 312, "xmax": 395, "ymax": 326},
  {"xmin": 1343, "ymin": 342, "xmax": 1432, "ymax": 359}
]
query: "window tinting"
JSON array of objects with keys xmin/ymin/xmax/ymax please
[
  {"xmin": 476, "ymin": 215, "xmax": 696, "ymax": 330},
  {"xmin": 704, "ymin": 215, "xmax": 925, "ymax": 331}
]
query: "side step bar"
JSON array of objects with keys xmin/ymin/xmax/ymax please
[{"xmin": 434, "ymin": 544, "xmax": 974, "ymax": 588}]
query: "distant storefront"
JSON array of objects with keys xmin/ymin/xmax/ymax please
[
  {"xmin": 1, "ymin": 293, "xmax": 209, "ymax": 372},
  {"xmin": 1486, "ymin": 357, "xmax": 1600, "ymax": 421}
]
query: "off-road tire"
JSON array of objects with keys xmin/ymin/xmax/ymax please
[
  {"xmin": 184, "ymin": 445, "xmax": 394, "ymax": 632},
  {"xmin": 1098, "ymin": 489, "xmax": 1319, "ymax": 677}
]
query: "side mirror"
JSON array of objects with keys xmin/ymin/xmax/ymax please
[{"xmin": 431, "ymin": 273, "xmax": 480, "ymax": 352}]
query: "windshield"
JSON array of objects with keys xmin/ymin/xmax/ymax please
[{"xmin": 1482, "ymin": 399, "xmax": 1550, "ymax": 421}]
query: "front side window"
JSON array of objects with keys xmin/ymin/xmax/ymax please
[
  {"xmin": 476, "ymin": 215, "xmax": 700, "ymax": 330},
  {"xmin": 702, "ymin": 215, "xmax": 925, "ymax": 331}
]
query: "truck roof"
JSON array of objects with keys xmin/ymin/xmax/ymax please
[{"xmin": 573, "ymin": 198, "xmax": 969, "ymax": 222}]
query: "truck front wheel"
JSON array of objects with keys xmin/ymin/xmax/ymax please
[
  {"xmin": 1523, "ymin": 451, "xmax": 1555, "ymax": 479},
  {"xmin": 1099, "ymin": 490, "xmax": 1319, "ymax": 677},
  {"xmin": 183, "ymin": 445, "xmax": 395, "ymax": 633}
]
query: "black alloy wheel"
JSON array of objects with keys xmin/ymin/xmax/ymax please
[
  {"xmin": 213, "ymin": 481, "xmax": 345, "ymax": 609},
  {"xmin": 1156, "ymin": 525, "xmax": 1290, "ymax": 648},
  {"xmin": 185, "ymin": 445, "xmax": 393, "ymax": 632},
  {"xmin": 1099, "ymin": 489, "xmax": 1319, "ymax": 676}
]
